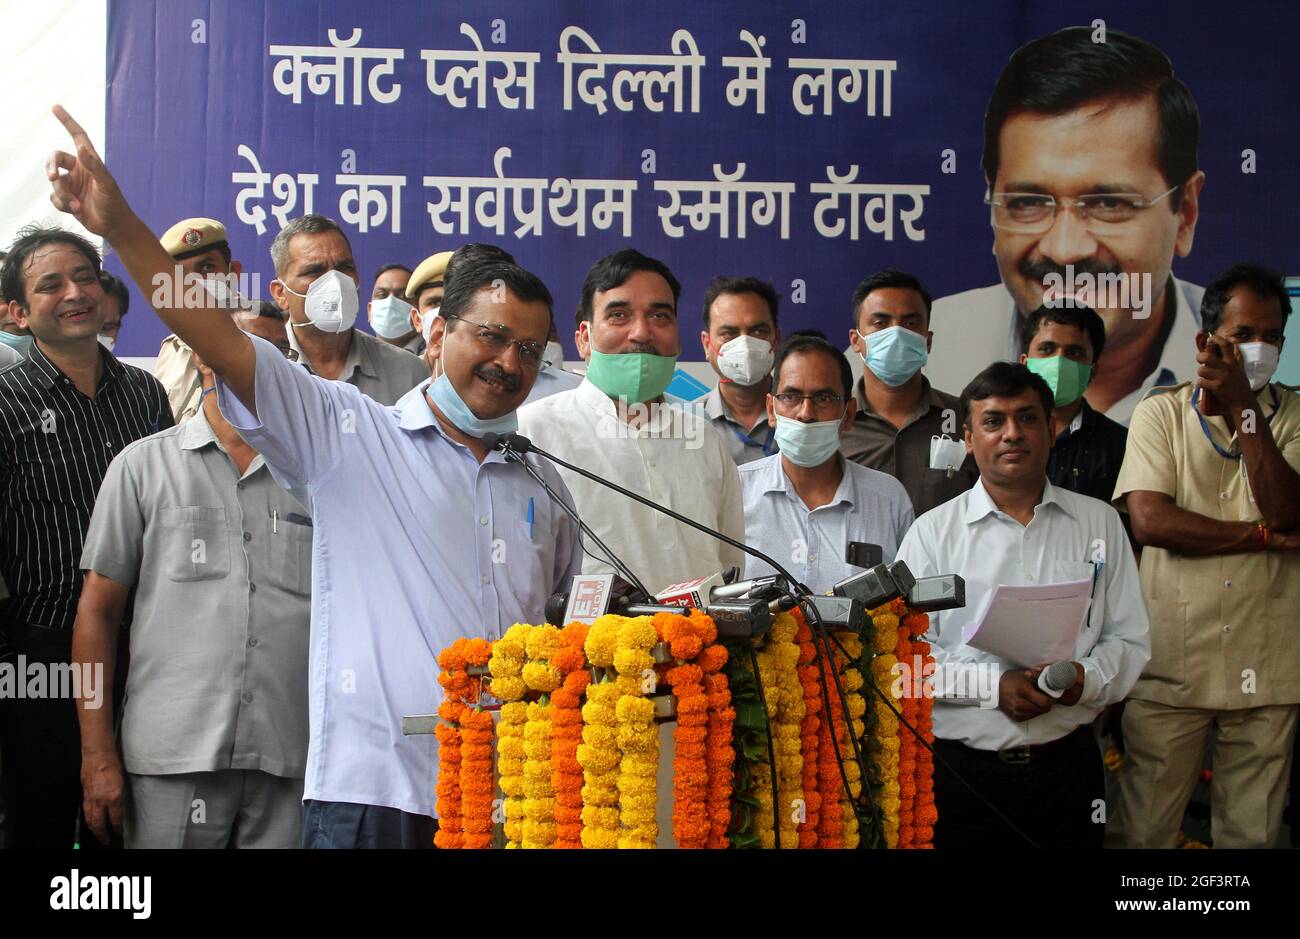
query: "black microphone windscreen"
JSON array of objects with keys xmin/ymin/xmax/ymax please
[{"xmin": 506, "ymin": 432, "xmax": 533, "ymax": 453}]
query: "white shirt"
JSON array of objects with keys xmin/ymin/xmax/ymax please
[
  {"xmin": 217, "ymin": 336, "xmax": 582, "ymax": 816},
  {"xmin": 739, "ymin": 454, "xmax": 914, "ymax": 593},
  {"xmin": 517, "ymin": 378, "xmax": 745, "ymax": 595},
  {"xmin": 895, "ymin": 478, "xmax": 1150, "ymax": 751},
  {"xmin": 918, "ymin": 275, "xmax": 1204, "ymax": 425}
]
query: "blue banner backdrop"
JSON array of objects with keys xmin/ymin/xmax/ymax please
[{"xmin": 104, "ymin": 0, "xmax": 1300, "ymax": 386}]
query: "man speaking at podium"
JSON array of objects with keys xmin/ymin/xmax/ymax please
[
  {"xmin": 43, "ymin": 107, "xmax": 581, "ymax": 848},
  {"xmin": 896, "ymin": 362, "xmax": 1150, "ymax": 848}
]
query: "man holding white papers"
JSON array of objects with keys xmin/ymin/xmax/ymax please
[{"xmin": 896, "ymin": 362, "xmax": 1150, "ymax": 849}]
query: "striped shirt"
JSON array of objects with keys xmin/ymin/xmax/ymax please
[{"xmin": 0, "ymin": 342, "xmax": 174, "ymax": 631}]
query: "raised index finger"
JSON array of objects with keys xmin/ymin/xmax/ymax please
[{"xmin": 52, "ymin": 104, "xmax": 91, "ymax": 145}]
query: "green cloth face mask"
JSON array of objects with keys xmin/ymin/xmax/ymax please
[
  {"xmin": 1025, "ymin": 354, "xmax": 1092, "ymax": 407},
  {"xmin": 585, "ymin": 349, "xmax": 678, "ymax": 404}
]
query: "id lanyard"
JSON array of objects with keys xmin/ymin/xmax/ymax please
[
  {"xmin": 1190, "ymin": 385, "xmax": 1277, "ymax": 497},
  {"xmin": 733, "ymin": 423, "xmax": 778, "ymax": 457},
  {"xmin": 1189, "ymin": 386, "xmax": 1278, "ymax": 461}
]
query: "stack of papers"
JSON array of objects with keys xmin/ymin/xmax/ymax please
[{"xmin": 960, "ymin": 579, "xmax": 1092, "ymax": 667}]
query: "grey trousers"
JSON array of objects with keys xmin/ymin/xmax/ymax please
[{"xmin": 125, "ymin": 769, "xmax": 303, "ymax": 848}]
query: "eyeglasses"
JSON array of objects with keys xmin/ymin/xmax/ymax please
[
  {"xmin": 984, "ymin": 186, "xmax": 1180, "ymax": 235},
  {"xmin": 445, "ymin": 313, "xmax": 545, "ymax": 370},
  {"xmin": 773, "ymin": 391, "xmax": 847, "ymax": 413}
]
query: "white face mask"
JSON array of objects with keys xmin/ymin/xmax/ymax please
[
  {"xmin": 420, "ymin": 306, "xmax": 441, "ymax": 343},
  {"xmin": 716, "ymin": 334, "xmax": 775, "ymax": 386},
  {"xmin": 541, "ymin": 341, "xmax": 565, "ymax": 371},
  {"xmin": 200, "ymin": 276, "xmax": 252, "ymax": 313},
  {"xmin": 929, "ymin": 434, "xmax": 967, "ymax": 478},
  {"xmin": 282, "ymin": 269, "xmax": 358, "ymax": 333},
  {"xmin": 369, "ymin": 293, "xmax": 415, "ymax": 340},
  {"xmin": 97, "ymin": 334, "xmax": 116, "ymax": 353},
  {"xmin": 1238, "ymin": 341, "xmax": 1280, "ymax": 391}
]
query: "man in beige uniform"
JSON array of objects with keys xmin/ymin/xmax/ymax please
[
  {"xmin": 406, "ymin": 250, "xmax": 453, "ymax": 371},
  {"xmin": 74, "ymin": 342, "xmax": 312, "ymax": 848},
  {"xmin": 1112, "ymin": 263, "xmax": 1300, "ymax": 848},
  {"xmin": 153, "ymin": 218, "xmax": 246, "ymax": 422}
]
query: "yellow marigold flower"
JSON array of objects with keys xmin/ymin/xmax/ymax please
[
  {"xmin": 615, "ymin": 695, "xmax": 656, "ymax": 724},
  {"xmin": 617, "ymin": 616, "xmax": 659, "ymax": 651},
  {"xmin": 582, "ymin": 828, "xmax": 619, "ymax": 849},
  {"xmin": 489, "ymin": 676, "xmax": 527, "ymax": 701},
  {"xmin": 487, "ymin": 653, "xmax": 523, "ymax": 678},
  {"xmin": 769, "ymin": 613, "xmax": 798, "ymax": 644},
  {"xmin": 525, "ymin": 623, "xmax": 561, "ymax": 660},
  {"xmin": 613, "ymin": 649, "xmax": 653, "ymax": 677},
  {"xmin": 841, "ymin": 669, "xmax": 864, "ymax": 692},
  {"xmin": 585, "ymin": 616, "xmax": 623, "ymax": 667},
  {"xmin": 839, "ymin": 634, "xmax": 864, "ymax": 658},
  {"xmin": 522, "ymin": 660, "xmax": 561, "ymax": 692}
]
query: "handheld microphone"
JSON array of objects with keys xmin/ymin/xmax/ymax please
[
  {"xmin": 710, "ymin": 574, "xmax": 791, "ymax": 603},
  {"xmin": 1036, "ymin": 660, "xmax": 1078, "ymax": 699}
]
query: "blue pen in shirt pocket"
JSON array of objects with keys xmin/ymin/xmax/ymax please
[{"xmin": 526, "ymin": 497, "xmax": 535, "ymax": 541}]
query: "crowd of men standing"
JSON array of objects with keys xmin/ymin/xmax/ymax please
[{"xmin": 0, "ymin": 26, "xmax": 1297, "ymax": 851}]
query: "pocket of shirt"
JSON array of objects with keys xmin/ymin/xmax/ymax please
[
  {"xmin": 160, "ymin": 506, "xmax": 231, "ymax": 582},
  {"xmin": 269, "ymin": 514, "xmax": 313, "ymax": 597},
  {"xmin": 1051, "ymin": 559, "xmax": 1105, "ymax": 638}
]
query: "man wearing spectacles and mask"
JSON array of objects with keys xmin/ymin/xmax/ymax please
[
  {"xmin": 740, "ymin": 333, "xmax": 914, "ymax": 592},
  {"xmin": 843, "ymin": 268, "xmax": 977, "ymax": 517},
  {"xmin": 517, "ymin": 248, "xmax": 744, "ymax": 595},
  {"xmin": 928, "ymin": 27, "xmax": 1205, "ymax": 426},
  {"xmin": 42, "ymin": 105, "xmax": 582, "ymax": 848},
  {"xmin": 269, "ymin": 215, "xmax": 426, "ymax": 406},
  {"xmin": 1112, "ymin": 263, "xmax": 1300, "ymax": 848}
]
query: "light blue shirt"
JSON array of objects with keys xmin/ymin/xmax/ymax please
[
  {"xmin": 217, "ymin": 335, "xmax": 582, "ymax": 817},
  {"xmin": 739, "ymin": 454, "xmax": 915, "ymax": 593}
]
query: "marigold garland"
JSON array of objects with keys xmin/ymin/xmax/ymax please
[
  {"xmin": 433, "ymin": 637, "xmax": 493, "ymax": 849},
  {"xmin": 521, "ymin": 625, "xmax": 562, "ymax": 848},
  {"xmin": 614, "ymin": 616, "xmax": 660, "ymax": 848},
  {"xmin": 490, "ymin": 624, "xmax": 531, "ymax": 848},
  {"xmin": 795, "ymin": 619, "xmax": 822, "ymax": 848},
  {"xmin": 753, "ymin": 611, "xmax": 803, "ymax": 848},
  {"xmin": 458, "ymin": 704, "xmax": 495, "ymax": 849},
  {"xmin": 550, "ymin": 622, "xmax": 589, "ymax": 849},
  {"xmin": 578, "ymin": 615, "xmax": 622, "ymax": 849}
]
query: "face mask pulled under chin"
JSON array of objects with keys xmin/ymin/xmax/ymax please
[{"xmin": 281, "ymin": 269, "xmax": 359, "ymax": 333}]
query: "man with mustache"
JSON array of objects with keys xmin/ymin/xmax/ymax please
[
  {"xmin": 517, "ymin": 249, "xmax": 744, "ymax": 595},
  {"xmin": 928, "ymin": 27, "xmax": 1205, "ymax": 426},
  {"xmin": 896, "ymin": 361, "xmax": 1150, "ymax": 848},
  {"xmin": 43, "ymin": 107, "xmax": 582, "ymax": 847}
]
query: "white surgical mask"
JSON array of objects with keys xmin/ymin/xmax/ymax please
[
  {"xmin": 97, "ymin": 334, "xmax": 116, "ymax": 353},
  {"xmin": 929, "ymin": 434, "xmax": 967, "ymax": 478},
  {"xmin": 420, "ymin": 306, "xmax": 441, "ymax": 343},
  {"xmin": 369, "ymin": 293, "xmax": 415, "ymax": 340},
  {"xmin": 716, "ymin": 334, "xmax": 775, "ymax": 386},
  {"xmin": 774, "ymin": 415, "xmax": 842, "ymax": 468},
  {"xmin": 542, "ymin": 340, "xmax": 565, "ymax": 371},
  {"xmin": 282, "ymin": 269, "xmax": 358, "ymax": 333},
  {"xmin": 1238, "ymin": 341, "xmax": 1280, "ymax": 391}
]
